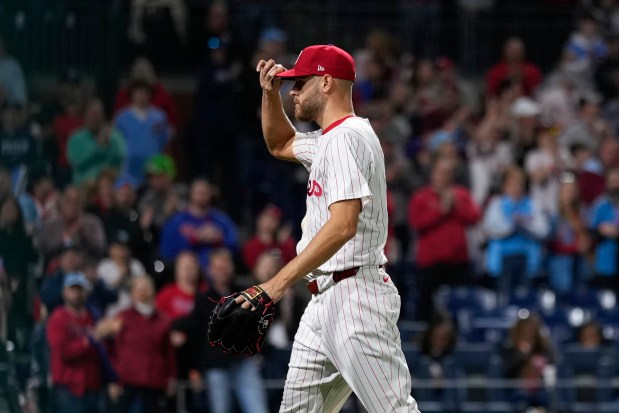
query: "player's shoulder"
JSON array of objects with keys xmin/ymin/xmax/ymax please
[{"xmin": 328, "ymin": 117, "xmax": 377, "ymax": 142}]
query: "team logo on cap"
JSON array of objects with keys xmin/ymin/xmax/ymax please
[{"xmin": 317, "ymin": 65, "xmax": 325, "ymax": 71}]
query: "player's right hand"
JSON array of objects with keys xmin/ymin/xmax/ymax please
[{"xmin": 257, "ymin": 59, "xmax": 286, "ymax": 93}]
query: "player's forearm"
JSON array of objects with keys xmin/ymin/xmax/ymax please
[
  {"xmin": 265, "ymin": 217, "xmax": 356, "ymax": 301},
  {"xmin": 261, "ymin": 90, "xmax": 296, "ymax": 155}
]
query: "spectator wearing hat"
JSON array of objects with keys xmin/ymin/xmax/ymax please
[
  {"xmin": 105, "ymin": 277, "xmax": 176, "ymax": 413},
  {"xmin": 242, "ymin": 204, "xmax": 296, "ymax": 271},
  {"xmin": 409, "ymin": 157, "xmax": 481, "ymax": 321},
  {"xmin": 486, "ymin": 37, "xmax": 542, "ymax": 98},
  {"xmin": 40, "ymin": 245, "xmax": 87, "ymax": 314},
  {"xmin": 40, "ymin": 247, "xmax": 117, "ymax": 319},
  {"xmin": 509, "ymin": 97, "xmax": 541, "ymax": 167},
  {"xmin": 67, "ymin": 99, "xmax": 126, "ymax": 186},
  {"xmin": 115, "ymin": 80, "xmax": 170, "ymax": 184},
  {"xmin": 46, "ymin": 272, "xmax": 119, "ymax": 413},
  {"xmin": 428, "ymin": 129, "xmax": 469, "ymax": 186},
  {"xmin": 35, "ymin": 186, "xmax": 107, "ymax": 260},
  {"xmin": 160, "ymin": 178, "xmax": 237, "ymax": 268},
  {"xmin": 0, "ymin": 102, "xmax": 41, "ymax": 174},
  {"xmin": 113, "ymin": 58, "xmax": 179, "ymax": 130},
  {"xmin": 137, "ymin": 154, "xmax": 187, "ymax": 242},
  {"xmin": 0, "ymin": 36, "xmax": 27, "ymax": 105}
]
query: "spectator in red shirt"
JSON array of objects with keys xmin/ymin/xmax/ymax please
[
  {"xmin": 486, "ymin": 37, "xmax": 542, "ymax": 98},
  {"xmin": 156, "ymin": 251, "xmax": 202, "ymax": 320},
  {"xmin": 106, "ymin": 276, "xmax": 176, "ymax": 413},
  {"xmin": 155, "ymin": 250, "xmax": 203, "ymax": 382},
  {"xmin": 46, "ymin": 272, "xmax": 114, "ymax": 413},
  {"xmin": 242, "ymin": 204, "xmax": 296, "ymax": 271},
  {"xmin": 113, "ymin": 57, "xmax": 178, "ymax": 132},
  {"xmin": 409, "ymin": 158, "xmax": 481, "ymax": 321}
]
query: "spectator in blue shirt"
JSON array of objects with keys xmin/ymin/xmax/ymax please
[
  {"xmin": 160, "ymin": 178, "xmax": 237, "ymax": 269},
  {"xmin": 589, "ymin": 167, "xmax": 619, "ymax": 290},
  {"xmin": 482, "ymin": 166, "xmax": 550, "ymax": 302},
  {"xmin": 114, "ymin": 80, "xmax": 170, "ymax": 184}
]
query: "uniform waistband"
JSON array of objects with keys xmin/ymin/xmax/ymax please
[{"xmin": 306, "ymin": 265, "xmax": 384, "ymax": 295}]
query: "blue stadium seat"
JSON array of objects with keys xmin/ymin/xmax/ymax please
[
  {"xmin": 434, "ymin": 286, "xmax": 498, "ymax": 335},
  {"xmin": 508, "ymin": 288, "xmax": 557, "ymax": 312},
  {"xmin": 398, "ymin": 320, "xmax": 428, "ymax": 343},
  {"xmin": 446, "ymin": 343, "xmax": 513, "ymax": 412},
  {"xmin": 413, "ymin": 355, "xmax": 457, "ymax": 412},
  {"xmin": 566, "ymin": 289, "xmax": 616, "ymax": 313},
  {"xmin": 556, "ymin": 345, "xmax": 615, "ymax": 412},
  {"xmin": 539, "ymin": 307, "xmax": 593, "ymax": 347},
  {"xmin": 464, "ymin": 306, "xmax": 518, "ymax": 344},
  {"xmin": 434, "ymin": 286, "xmax": 498, "ymax": 315}
]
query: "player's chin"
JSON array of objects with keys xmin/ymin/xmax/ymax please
[{"xmin": 294, "ymin": 107, "xmax": 312, "ymax": 122}]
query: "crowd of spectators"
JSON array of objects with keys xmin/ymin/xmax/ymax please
[{"xmin": 3, "ymin": 1, "xmax": 619, "ymax": 412}]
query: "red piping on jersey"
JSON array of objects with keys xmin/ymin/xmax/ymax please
[{"xmin": 322, "ymin": 115, "xmax": 354, "ymax": 134}]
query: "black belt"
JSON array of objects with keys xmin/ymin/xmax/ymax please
[{"xmin": 306, "ymin": 265, "xmax": 383, "ymax": 295}]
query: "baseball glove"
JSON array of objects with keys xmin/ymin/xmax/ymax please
[{"xmin": 208, "ymin": 285, "xmax": 274, "ymax": 356}]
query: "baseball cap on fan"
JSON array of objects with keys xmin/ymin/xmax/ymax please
[{"xmin": 276, "ymin": 44, "xmax": 356, "ymax": 82}]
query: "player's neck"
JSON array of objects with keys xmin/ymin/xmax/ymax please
[{"xmin": 316, "ymin": 95, "xmax": 354, "ymax": 131}]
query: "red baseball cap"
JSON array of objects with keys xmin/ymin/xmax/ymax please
[{"xmin": 276, "ymin": 44, "xmax": 356, "ymax": 82}]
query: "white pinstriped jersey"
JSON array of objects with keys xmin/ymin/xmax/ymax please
[{"xmin": 292, "ymin": 116, "xmax": 388, "ymax": 276}]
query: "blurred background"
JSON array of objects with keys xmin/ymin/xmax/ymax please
[{"xmin": 2, "ymin": 0, "xmax": 619, "ymax": 412}]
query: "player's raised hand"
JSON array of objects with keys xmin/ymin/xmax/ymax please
[{"xmin": 257, "ymin": 59, "xmax": 286, "ymax": 93}]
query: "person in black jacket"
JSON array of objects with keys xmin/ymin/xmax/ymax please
[{"xmin": 173, "ymin": 248, "xmax": 268, "ymax": 413}]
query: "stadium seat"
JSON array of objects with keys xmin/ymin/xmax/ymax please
[
  {"xmin": 434, "ymin": 286, "xmax": 498, "ymax": 335},
  {"xmin": 412, "ymin": 355, "xmax": 457, "ymax": 412},
  {"xmin": 435, "ymin": 286, "xmax": 498, "ymax": 314},
  {"xmin": 446, "ymin": 343, "xmax": 513, "ymax": 412},
  {"xmin": 566, "ymin": 289, "xmax": 616, "ymax": 313},
  {"xmin": 464, "ymin": 306, "xmax": 518, "ymax": 344},
  {"xmin": 556, "ymin": 345, "xmax": 615, "ymax": 412},
  {"xmin": 398, "ymin": 320, "xmax": 428, "ymax": 343},
  {"xmin": 539, "ymin": 307, "xmax": 593, "ymax": 348},
  {"xmin": 508, "ymin": 287, "xmax": 557, "ymax": 312}
]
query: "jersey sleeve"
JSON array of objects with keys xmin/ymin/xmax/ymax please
[
  {"xmin": 323, "ymin": 131, "xmax": 374, "ymax": 209},
  {"xmin": 292, "ymin": 130, "xmax": 321, "ymax": 171}
]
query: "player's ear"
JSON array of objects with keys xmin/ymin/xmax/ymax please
[{"xmin": 321, "ymin": 75, "xmax": 334, "ymax": 93}]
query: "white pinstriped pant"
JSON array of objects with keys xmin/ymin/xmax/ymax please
[{"xmin": 280, "ymin": 267, "xmax": 420, "ymax": 413}]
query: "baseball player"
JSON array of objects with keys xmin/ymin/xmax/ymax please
[{"xmin": 237, "ymin": 45, "xmax": 420, "ymax": 412}]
